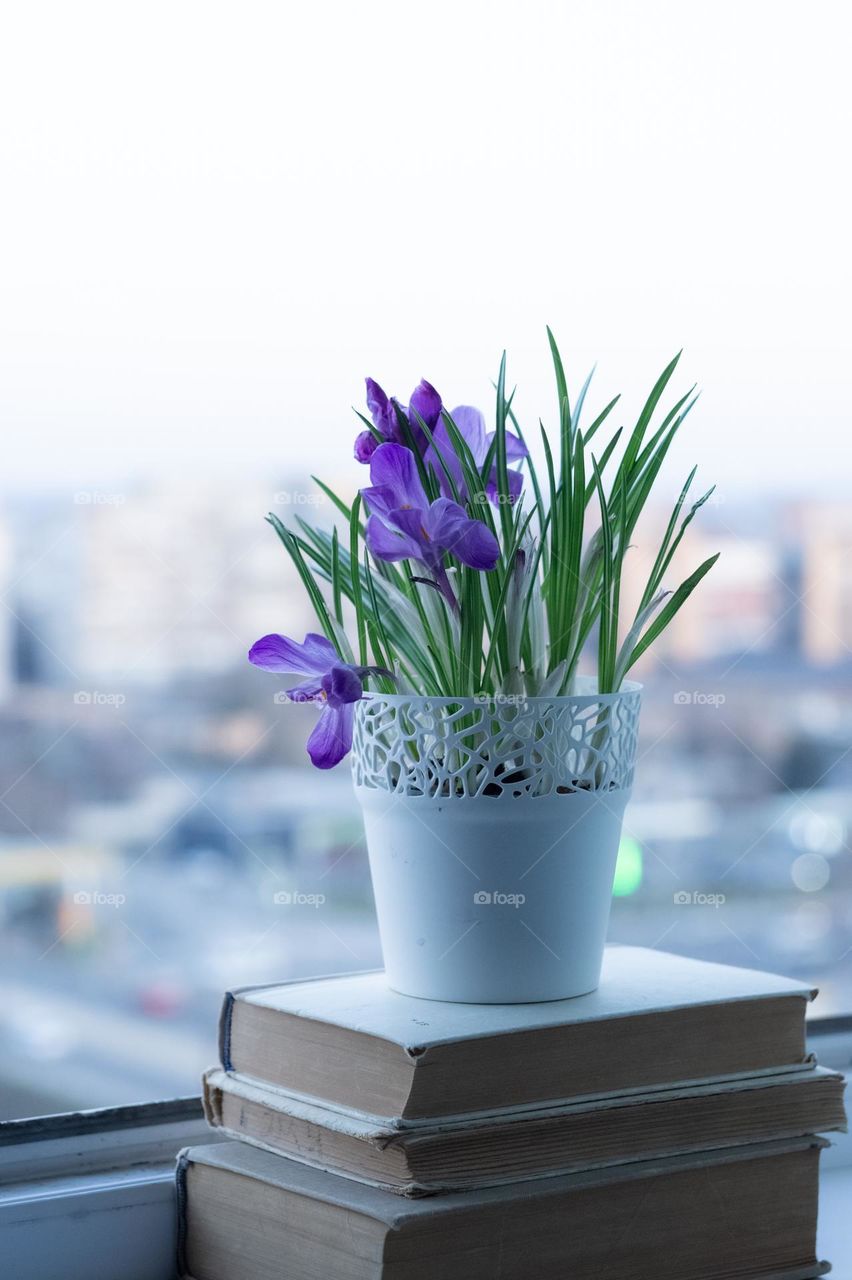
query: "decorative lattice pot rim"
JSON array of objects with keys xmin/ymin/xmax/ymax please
[{"xmin": 352, "ymin": 677, "xmax": 642, "ymax": 801}]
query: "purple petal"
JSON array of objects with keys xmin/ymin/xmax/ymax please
[
  {"xmin": 386, "ymin": 507, "xmax": 445, "ymax": 571},
  {"xmin": 367, "ymin": 443, "xmax": 428, "ymax": 510},
  {"xmin": 449, "ymin": 406, "xmax": 488, "ymax": 463},
  {"xmin": 427, "ymin": 501, "xmax": 499, "ymax": 570},
  {"xmin": 354, "ymin": 429, "xmax": 379, "ymax": 464},
  {"xmin": 424, "ymin": 424, "xmax": 466, "ymax": 499},
  {"xmin": 484, "ymin": 426, "xmax": 528, "ymax": 463},
  {"xmin": 322, "ymin": 664, "xmax": 364, "ymax": 706},
  {"xmin": 306, "ymin": 701, "xmax": 355, "ymax": 769},
  {"xmin": 386, "ymin": 398, "xmax": 408, "ymax": 445},
  {"xmin": 389, "ymin": 506, "xmax": 428, "ymax": 543},
  {"xmin": 504, "ymin": 429, "xmax": 528, "ymax": 462},
  {"xmin": 365, "ymin": 378, "xmax": 392, "ymax": 433},
  {"xmin": 508, "ymin": 469, "xmax": 524, "ymax": 501},
  {"xmin": 360, "ymin": 484, "xmax": 397, "ymax": 521},
  {"xmin": 365, "ymin": 513, "xmax": 422, "ymax": 562},
  {"xmin": 421, "ymin": 497, "xmax": 464, "ymax": 541},
  {"xmin": 486, "ymin": 467, "xmax": 525, "ymax": 506},
  {"xmin": 409, "ymin": 379, "xmax": 442, "ymax": 431},
  {"xmin": 451, "ymin": 519, "xmax": 500, "ymax": 570},
  {"xmin": 420, "ymin": 498, "xmax": 475, "ymax": 568},
  {"xmin": 249, "ymin": 631, "xmax": 338, "ymax": 675}
]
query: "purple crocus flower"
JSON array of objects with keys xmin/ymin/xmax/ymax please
[
  {"xmin": 354, "ymin": 378, "xmax": 443, "ymax": 463},
  {"xmin": 361, "ymin": 444, "xmax": 499, "ymax": 608},
  {"xmin": 425, "ymin": 405, "xmax": 528, "ymax": 505},
  {"xmin": 248, "ymin": 632, "xmax": 389, "ymax": 769}
]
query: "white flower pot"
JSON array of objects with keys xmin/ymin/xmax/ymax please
[{"xmin": 352, "ymin": 679, "xmax": 641, "ymax": 1003}]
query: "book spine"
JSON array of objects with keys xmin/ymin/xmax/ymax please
[
  {"xmin": 218, "ymin": 991, "xmax": 236, "ymax": 1072},
  {"xmin": 175, "ymin": 1148, "xmax": 191, "ymax": 1280},
  {"xmin": 201, "ymin": 1071, "xmax": 224, "ymax": 1128}
]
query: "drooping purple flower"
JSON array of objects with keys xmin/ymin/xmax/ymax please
[
  {"xmin": 361, "ymin": 444, "xmax": 499, "ymax": 608},
  {"xmin": 248, "ymin": 631, "xmax": 389, "ymax": 769},
  {"xmin": 424, "ymin": 405, "xmax": 528, "ymax": 505},
  {"xmin": 354, "ymin": 377, "xmax": 443, "ymax": 463}
]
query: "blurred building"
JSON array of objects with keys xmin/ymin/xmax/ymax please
[
  {"xmin": 622, "ymin": 505, "xmax": 786, "ymax": 673},
  {"xmin": 660, "ymin": 531, "xmax": 783, "ymax": 665},
  {"xmin": 0, "ymin": 514, "xmax": 14, "ymax": 700},
  {"xmin": 795, "ymin": 502, "xmax": 852, "ymax": 667},
  {"xmin": 1, "ymin": 497, "xmax": 81, "ymax": 691},
  {"xmin": 56, "ymin": 478, "xmax": 329, "ymax": 683}
]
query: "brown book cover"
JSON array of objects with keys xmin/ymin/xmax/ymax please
[
  {"xmin": 177, "ymin": 1136, "xmax": 830, "ymax": 1280},
  {"xmin": 219, "ymin": 947, "xmax": 815, "ymax": 1121},
  {"xmin": 202, "ymin": 1064, "xmax": 846, "ymax": 1195}
]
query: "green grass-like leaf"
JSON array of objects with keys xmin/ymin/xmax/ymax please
[{"xmin": 259, "ymin": 331, "xmax": 718, "ymax": 729}]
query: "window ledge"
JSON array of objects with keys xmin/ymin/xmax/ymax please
[{"xmin": 0, "ymin": 1097, "xmax": 209, "ymax": 1184}]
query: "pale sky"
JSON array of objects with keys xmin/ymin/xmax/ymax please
[{"xmin": 0, "ymin": 0, "xmax": 849, "ymax": 496}]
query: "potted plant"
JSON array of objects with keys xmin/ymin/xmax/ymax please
[{"xmin": 249, "ymin": 332, "xmax": 717, "ymax": 1003}]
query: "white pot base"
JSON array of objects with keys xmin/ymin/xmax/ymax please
[{"xmin": 357, "ymin": 787, "xmax": 630, "ymax": 1003}]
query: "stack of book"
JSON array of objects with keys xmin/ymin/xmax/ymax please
[{"xmin": 177, "ymin": 947, "xmax": 846, "ymax": 1279}]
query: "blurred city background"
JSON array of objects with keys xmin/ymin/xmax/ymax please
[{"xmin": 0, "ymin": 476, "xmax": 850, "ymax": 1118}]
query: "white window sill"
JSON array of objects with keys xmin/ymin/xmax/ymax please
[{"xmin": 0, "ymin": 1099, "xmax": 213, "ymax": 1280}]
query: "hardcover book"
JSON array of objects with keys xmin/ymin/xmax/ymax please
[
  {"xmin": 177, "ymin": 1136, "xmax": 830, "ymax": 1280},
  {"xmin": 219, "ymin": 946, "xmax": 815, "ymax": 1121},
  {"xmin": 202, "ymin": 1064, "xmax": 846, "ymax": 1196}
]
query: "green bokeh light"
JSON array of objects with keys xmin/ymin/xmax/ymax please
[{"xmin": 612, "ymin": 836, "xmax": 643, "ymax": 897}]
